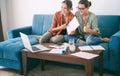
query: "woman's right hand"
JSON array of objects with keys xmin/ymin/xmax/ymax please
[{"xmin": 60, "ymin": 24, "xmax": 66, "ymax": 30}]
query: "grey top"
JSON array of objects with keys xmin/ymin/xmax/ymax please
[{"xmin": 75, "ymin": 11, "xmax": 100, "ymax": 38}]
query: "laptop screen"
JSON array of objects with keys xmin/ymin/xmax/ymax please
[{"xmin": 20, "ymin": 32, "xmax": 33, "ymax": 51}]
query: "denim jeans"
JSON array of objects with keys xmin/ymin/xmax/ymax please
[
  {"xmin": 64, "ymin": 34, "xmax": 102, "ymax": 45},
  {"xmin": 64, "ymin": 35, "xmax": 84, "ymax": 43},
  {"xmin": 86, "ymin": 34, "xmax": 102, "ymax": 45}
]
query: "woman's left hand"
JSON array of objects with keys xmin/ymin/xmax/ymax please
[{"xmin": 70, "ymin": 30, "xmax": 76, "ymax": 35}]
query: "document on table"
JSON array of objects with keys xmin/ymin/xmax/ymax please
[
  {"xmin": 67, "ymin": 17, "xmax": 79, "ymax": 34},
  {"xmin": 90, "ymin": 45, "xmax": 105, "ymax": 50},
  {"xmin": 49, "ymin": 48, "xmax": 65, "ymax": 54},
  {"xmin": 71, "ymin": 52, "xmax": 99, "ymax": 59},
  {"xmin": 78, "ymin": 46, "xmax": 93, "ymax": 51},
  {"xmin": 78, "ymin": 45, "xmax": 105, "ymax": 51},
  {"xmin": 34, "ymin": 44, "xmax": 50, "ymax": 50},
  {"xmin": 49, "ymin": 45, "xmax": 66, "ymax": 49}
]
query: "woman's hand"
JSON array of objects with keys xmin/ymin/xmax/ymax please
[
  {"xmin": 84, "ymin": 24, "xmax": 99, "ymax": 35},
  {"xmin": 83, "ymin": 24, "xmax": 91, "ymax": 33},
  {"xmin": 70, "ymin": 30, "xmax": 76, "ymax": 35},
  {"xmin": 60, "ymin": 24, "xmax": 67, "ymax": 30},
  {"xmin": 51, "ymin": 24, "xmax": 66, "ymax": 32}
]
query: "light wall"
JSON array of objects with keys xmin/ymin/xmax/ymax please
[
  {"xmin": 0, "ymin": 0, "xmax": 8, "ymax": 40},
  {"xmin": 1, "ymin": 0, "xmax": 120, "ymax": 39}
]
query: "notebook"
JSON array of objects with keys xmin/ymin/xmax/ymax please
[{"xmin": 20, "ymin": 32, "xmax": 50, "ymax": 52}]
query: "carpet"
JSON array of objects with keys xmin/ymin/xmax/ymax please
[{"xmin": 0, "ymin": 62, "xmax": 113, "ymax": 76}]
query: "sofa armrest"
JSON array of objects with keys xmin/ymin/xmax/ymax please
[
  {"xmin": 7, "ymin": 26, "xmax": 32, "ymax": 39},
  {"xmin": 109, "ymin": 30, "xmax": 120, "ymax": 56}
]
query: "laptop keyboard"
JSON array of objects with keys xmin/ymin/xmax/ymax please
[{"xmin": 32, "ymin": 46, "xmax": 40, "ymax": 51}]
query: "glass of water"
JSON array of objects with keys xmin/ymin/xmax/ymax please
[
  {"xmin": 69, "ymin": 38, "xmax": 74, "ymax": 45},
  {"xmin": 69, "ymin": 38, "xmax": 75, "ymax": 52}
]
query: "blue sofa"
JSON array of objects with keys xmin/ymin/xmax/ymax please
[{"xmin": 0, "ymin": 14, "xmax": 120, "ymax": 73}]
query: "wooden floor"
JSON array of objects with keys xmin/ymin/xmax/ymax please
[{"xmin": 0, "ymin": 63, "xmax": 114, "ymax": 76}]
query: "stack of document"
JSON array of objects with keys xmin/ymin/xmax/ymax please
[
  {"xmin": 67, "ymin": 17, "xmax": 79, "ymax": 34},
  {"xmin": 71, "ymin": 52, "xmax": 99, "ymax": 59},
  {"xmin": 79, "ymin": 45, "xmax": 105, "ymax": 51},
  {"xmin": 49, "ymin": 48, "xmax": 65, "ymax": 54}
]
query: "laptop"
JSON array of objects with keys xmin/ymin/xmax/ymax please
[{"xmin": 20, "ymin": 32, "xmax": 50, "ymax": 52}]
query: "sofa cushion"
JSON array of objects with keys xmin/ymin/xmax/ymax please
[
  {"xmin": 0, "ymin": 38, "xmax": 21, "ymax": 58},
  {"xmin": 119, "ymin": 23, "xmax": 120, "ymax": 30},
  {"xmin": 0, "ymin": 35, "xmax": 38, "ymax": 61},
  {"xmin": 108, "ymin": 31, "xmax": 120, "ymax": 71},
  {"xmin": 97, "ymin": 15, "xmax": 120, "ymax": 38},
  {"xmin": 32, "ymin": 14, "xmax": 53, "ymax": 35}
]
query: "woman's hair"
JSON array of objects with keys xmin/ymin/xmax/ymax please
[
  {"xmin": 62, "ymin": 0, "xmax": 72, "ymax": 9},
  {"xmin": 78, "ymin": 0, "xmax": 91, "ymax": 8}
]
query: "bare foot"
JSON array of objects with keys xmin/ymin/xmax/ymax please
[
  {"xmin": 78, "ymin": 40, "xmax": 86, "ymax": 44},
  {"xmin": 102, "ymin": 38, "xmax": 109, "ymax": 43},
  {"xmin": 35, "ymin": 36, "xmax": 40, "ymax": 40}
]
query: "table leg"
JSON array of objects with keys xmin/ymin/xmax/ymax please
[
  {"xmin": 22, "ymin": 51, "xmax": 27, "ymax": 76},
  {"xmin": 99, "ymin": 52, "xmax": 103, "ymax": 76},
  {"xmin": 41, "ymin": 59, "xmax": 45, "ymax": 71},
  {"xmin": 85, "ymin": 61, "xmax": 94, "ymax": 76}
]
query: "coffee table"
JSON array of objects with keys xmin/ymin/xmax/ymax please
[{"xmin": 21, "ymin": 43, "xmax": 103, "ymax": 76}]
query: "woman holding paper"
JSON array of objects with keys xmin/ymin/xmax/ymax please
[
  {"xmin": 76, "ymin": 0, "xmax": 109, "ymax": 45},
  {"xmin": 64, "ymin": 0, "xmax": 109, "ymax": 45},
  {"xmin": 36, "ymin": 0, "xmax": 74, "ymax": 43}
]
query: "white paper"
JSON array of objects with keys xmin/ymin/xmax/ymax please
[
  {"xmin": 34, "ymin": 44, "xmax": 50, "ymax": 50},
  {"xmin": 67, "ymin": 17, "xmax": 79, "ymax": 34},
  {"xmin": 49, "ymin": 49, "xmax": 65, "ymax": 54},
  {"xmin": 78, "ymin": 46, "xmax": 93, "ymax": 51},
  {"xmin": 71, "ymin": 52, "xmax": 99, "ymax": 59},
  {"xmin": 91, "ymin": 45, "xmax": 105, "ymax": 50},
  {"xmin": 49, "ymin": 45, "xmax": 59, "ymax": 48},
  {"xmin": 49, "ymin": 45, "xmax": 66, "ymax": 49},
  {"xmin": 78, "ymin": 45, "xmax": 105, "ymax": 51}
]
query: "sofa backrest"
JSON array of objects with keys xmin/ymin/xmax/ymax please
[
  {"xmin": 32, "ymin": 14, "xmax": 120, "ymax": 37},
  {"xmin": 32, "ymin": 14, "xmax": 53, "ymax": 35},
  {"xmin": 97, "ymin": 15, "xmax": 120, "ymax": 37}
]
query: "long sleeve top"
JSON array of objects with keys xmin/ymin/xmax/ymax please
[{"xmin": 49, "ymin": 11, "xmax": 74, "ymax": 36}]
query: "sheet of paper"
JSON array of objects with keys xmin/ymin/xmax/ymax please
[
  {"xmin": 71, "ymin": 52, "xmax": 99, "ymax": 59},
  {"xmin": 34, "ymin": 44, "xmax": 50, "ymax": 50},
  {"xmin": 78, "ymin": 45, "xmax": 105, "ymax": 51},
  {"xmin": 78, "ymin": 46, "xmax": 93, "ymax": 51},
  {"xmin": 67, "ymin": 17, "xmax": 79, "ymax": 34},
  {"xmin": 49, "ymin": 48, "xmax": 65, "ymax": 54},
  {"xmin": 49, "ymin": 45, "xmax": 59, "ymax": 48},
  {"xmin": 49, "ymin": 45, "xmax": 66, "ymax": 49},
  {"xmin": 91, "ymin": 45, "xmax": 105, "ymax": 50}
]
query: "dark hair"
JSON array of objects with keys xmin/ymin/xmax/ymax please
[
  {"xmin": 78, "ymin": 0, "xmax": 91, "ymax": 8},
  {"xmin": 62, "ymin": 0, "xmax": 72, "ymax": 9}
]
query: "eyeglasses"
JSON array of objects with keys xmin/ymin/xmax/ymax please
[{"xmin": 77, "ymin": 7, "xmax": 86, "ymax": 10}]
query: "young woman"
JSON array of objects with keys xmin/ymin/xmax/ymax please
[
  {"xmin": 64, "ymin": 0, "xmax": 109, "ymax": 45},
  {"xmin": 36, "ymin": 0, "xmax": 74, "ymax": 43}
]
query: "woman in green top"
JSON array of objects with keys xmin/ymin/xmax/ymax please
[{"xmin": 64, "ymin": 0, "xmax": 109, "ymax": 45}]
